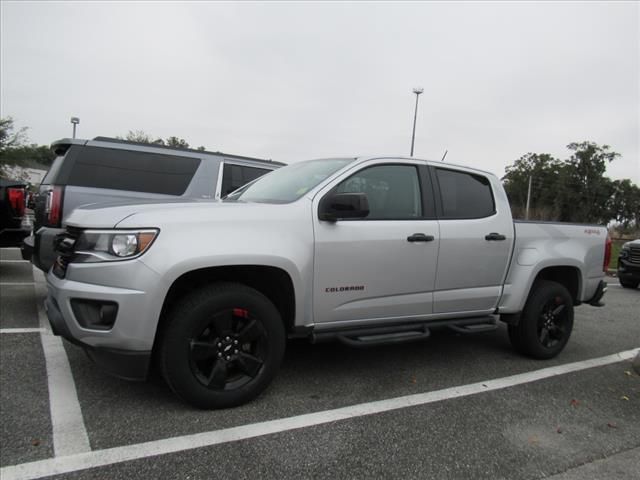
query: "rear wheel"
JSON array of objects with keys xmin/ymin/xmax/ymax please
[
  {"xmin": 160, "ymin": 282, "xmax": 285, "ymax": 409},
  {"xmin": 508, "ymin": 280, "xmax": 574, "ymax": 359}
]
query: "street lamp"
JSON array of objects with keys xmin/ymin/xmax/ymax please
[
  {"xmin": 410, "ymin": 87, "xmax": 423, "ymax": 157},
  {"xmin": 70, "ymin": 117, "xmax": 80, "ymax": 139}
]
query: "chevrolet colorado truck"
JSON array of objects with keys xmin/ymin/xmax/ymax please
[{"xmin": 45, "ymin": 156, "xmax": 610, "ymax": 409}]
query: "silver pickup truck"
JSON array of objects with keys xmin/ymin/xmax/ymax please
[{"xmin": 45, "ymin": 156, "xmax": 610, "ymax": 409}]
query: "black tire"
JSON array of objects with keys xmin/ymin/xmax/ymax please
[
  {"xmin": 507, "ymin": 280, "xmax": 574, "ymax": 359},
  {"xmin": 160, "ymin": 282, "xmax": 285, "ymax": 409},
  {"xmin": 619, "ymin": 278, "xmax": 639, "ymax": 289}
]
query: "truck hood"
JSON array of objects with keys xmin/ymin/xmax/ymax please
[{"xmin": 64, "ymin": 199, "xmax": 304, "ymax": 229}]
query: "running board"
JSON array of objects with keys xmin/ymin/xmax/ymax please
[
  {"xmin": 338, "ymin": 325, "xmax": 431, "ymax": 347},
  {"xmin": 311, "ymin": 316, "xmax": 499, "ymax": 346},
  {"xmin": 448, "ymin": 320, "xmax": 497, "ymax": 334}
]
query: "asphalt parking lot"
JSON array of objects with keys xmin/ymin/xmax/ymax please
[{"xmin": 1, "ymin": 246, "xmax": 639, "ymax": 479}]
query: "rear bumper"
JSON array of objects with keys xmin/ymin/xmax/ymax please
[
  {"xmin": 587, "ymin": 280, "xmax": 606, "ymax": 307},
  {"xmin": 31, "ymin": 227, "xmax": 65, "ymax": 272},
  {"xmin": 0, "ymin": 225, "xmax": 31, "ymax": 248},
  {"xmin": 617, "ymin": 258, "xmax": 640, "ymax": 282}
]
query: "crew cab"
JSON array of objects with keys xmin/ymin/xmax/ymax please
[{"xmin": 44, "ymin": 156, "xmax": 610, "ymax": 409}]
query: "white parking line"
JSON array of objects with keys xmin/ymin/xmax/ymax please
[
  {"xmin": 0, "ymin": 260, "xmax": 29, "ymax": 263},
  {"xmin": 32, "ymin": 268, "xmax": 91, "ymax": 458},
  {"xmin": 0, "ymin": 282, "xmax": 35, "ymax": 286},
  {"xmin": 1, "ymin": 347, "xmax": 637, "ymax": 480},
  {"xmin": 0, "ymin": 328, "xmax": 44, "ymax": 334}
]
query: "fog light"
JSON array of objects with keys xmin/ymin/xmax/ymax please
[{"xmin": 71, "ymin": 299, "xmax": 118, "ymax": 330}]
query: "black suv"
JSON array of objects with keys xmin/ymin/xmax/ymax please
[
  {"xmin": 617, "ymin": 239, "xmax": 640, "ymax": 289},
  {"xmin": 22, "ymin": 137, "xmax": 283, "ymax": 271}
]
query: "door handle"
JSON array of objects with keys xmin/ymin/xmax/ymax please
[
  {"xmin": 407, "ymin": 233, "xmax": 435, "ymax": 242},
  {"xmin": 485, "ymin": 233, "xmax": 506, "ymax": 241}
]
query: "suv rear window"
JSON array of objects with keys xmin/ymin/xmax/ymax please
[
  {"xmin": 62, "ymin": 147, "xmax": 200, "ymax": 196},
  {"xmin": 436, "ymin": 168, "xmax": 495, "ymax": 219},
  {"xmin": 221, "ymin": 164, "xmax": 271, "ymax": 197}
]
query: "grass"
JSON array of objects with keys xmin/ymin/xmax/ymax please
[{"xmin": 611, "ymin": 240, "xmax": 624, "ymax": 265}]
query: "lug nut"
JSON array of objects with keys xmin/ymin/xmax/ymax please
[
  {"xmin": 225, "ymin": 336, "xmax": 231, "ymax": 341},
  {"xmin": 226, "ymin": 356, "xmax": 231, "ymax": 361},
  {"xmin": 218, "ymin": 352, "xmax": 222, "ymax": 358},
  {"xmin": 217, "ymin": 343, "xmax": 222, "ymax": 347},
  {"xmin": 234, "ymin": 349, "xmax": 238, "ymax": 354},
  {"xmin": 233, "ymin": 340, "xmax": 238, "ymax": 345}
]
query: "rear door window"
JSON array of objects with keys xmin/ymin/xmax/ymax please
[
  {"xmin": 221, "ymin": 164, "xmax": 271, "ymax": 197},
  {"xmin": 63, "ymin": 147, "xmax": 200, "ymax": 195},
  {"xmin": 435, "ymin": 168, "xmax": 495, "ymax": 219}
]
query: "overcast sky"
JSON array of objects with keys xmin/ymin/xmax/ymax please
[{"xmin": 1, "ymin": 1, "xmax": 638, "ymax": 183}]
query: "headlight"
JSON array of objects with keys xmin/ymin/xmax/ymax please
[{"xmin": 73, "ymin": 229, "xmax": 159, "ymax": 262}]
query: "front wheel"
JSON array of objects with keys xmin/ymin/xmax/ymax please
[
  {"xmin": 508, "ymin": 280, "xmax": 574, "ymax": 359},
  {"xmin": 160, "ymin": 282, "xmax": 285, "ymax": 409}
]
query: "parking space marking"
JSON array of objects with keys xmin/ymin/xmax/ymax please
[
  {"xmin": 0, "ymin": 282, "xmax": 36, "ymax": 286},
  {"xmin": 1, "ymin": 347, "xmax": 637, "ymax": 480},
  {"xmin": 0, "ymin": 260, "xmax": 29, "ymax": 263},
  {"xmin": 32, "ymin": 268, "xmax": 91, "ymax": 458},
  {"xmin": 0, "ymin": 328, "xmax": 44, "ymax": 334}
]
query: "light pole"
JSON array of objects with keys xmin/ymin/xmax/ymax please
[
  {"xmin": 410, "ymin": 87, "xmax": 423, "ymax": 157},
  {"xmin": 70, "ymin": 117, "xmax": 80, "ymax": 139}
]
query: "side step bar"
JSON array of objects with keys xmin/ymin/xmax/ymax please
[
  {"xmin": 448, "ymin": 321, "xmax": 497, "ymax": 334},
  {"xmin": 312, "ymin": 316, "xmax": 498, "ymax": 347},
  {"xmin": 338, "ymin": 324, "xmax": 431, "ymax": 347}
]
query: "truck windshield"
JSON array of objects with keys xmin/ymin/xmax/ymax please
[{"xmin": 225, "ymin": 158, "xmax": 354, "ymax": 203}]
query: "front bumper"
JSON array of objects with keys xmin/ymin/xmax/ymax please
[
  {"xmin": 45, "ymin": 295, "xmax": 150, "ymax": 380},
  {"xmin": 617, "ymin": 258, "xmax": 640, "ymax": 282},
  {"xmin": 45, "ymin": 259, "xmax": 165, "ymax": 381}
]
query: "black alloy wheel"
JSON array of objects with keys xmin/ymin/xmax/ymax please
[
  {"xmin": 188, "ymin": 308, "xmax": 267, "ymax": 391},
  {"xmin": 536, "ymin": 295, "xmax": 570, "ymax": 349},
  {"xmin": 508, "ymin": 280, "xmax": 574, "ymax": 359},
  {"xmin": 161, "ymin": 282, "xmax": 285, "ymax": 409}
]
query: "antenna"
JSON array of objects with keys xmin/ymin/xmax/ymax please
[{"xmin": 441, "ymin": 150, "xmax": 448, "ymax": 162}]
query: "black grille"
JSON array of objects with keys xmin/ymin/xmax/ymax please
[
  {"xmin": 629, "ymin": 246, "xmax": 640, "ymax": 265},
  {"xmin": 52, "ymin": 227, "xmax": 82, "ymax": 278}
]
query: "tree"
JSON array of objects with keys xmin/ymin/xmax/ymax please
[
  {"xmin": 165, "ymin": 136, "xmax": 190, "ymax": 149},
  {"xmin": 120, "ymin": 130, "xmax": 165, "ymax": 145},
  {"xmin": 555, "ymin": 142, "xmax": 618, "ymax": 224},
  {"xmin": 608, "ymin": 179, "xmax": 640, "ymax": 229},
  {"xmin": 0, "ymin": 117, "xmax": 28, "ymax": 152},
  {"xmin": 502, "ymin": 153, "xmax": 563, "ymax": 220},
  {"xmin": 503, "ymin": 141, "xmax": 627, "ymax": 225},
  {"xmin": 117, "ymin": 131, "xmax": 200, "ymax": 150},
  {"xmin": 0, "ymin": 117, "xmax": 57, "ymax": 179}
]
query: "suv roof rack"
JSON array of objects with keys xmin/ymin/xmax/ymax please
[{"xmin": 91, "ymin": 137, "xmax": 285, "ymax": 166}]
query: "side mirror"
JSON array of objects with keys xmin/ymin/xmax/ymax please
[{"xmin": 319, "ymin": 192, "xmax": 370, "ymax": 222}]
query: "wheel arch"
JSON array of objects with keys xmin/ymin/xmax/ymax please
[
  {"xmin": 531, "ymin": 265, "xmax": 582, "ymax": 305},
  {"xmin": 153, "ymin": 265, "xmax": 296, "ymax": 356}
]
